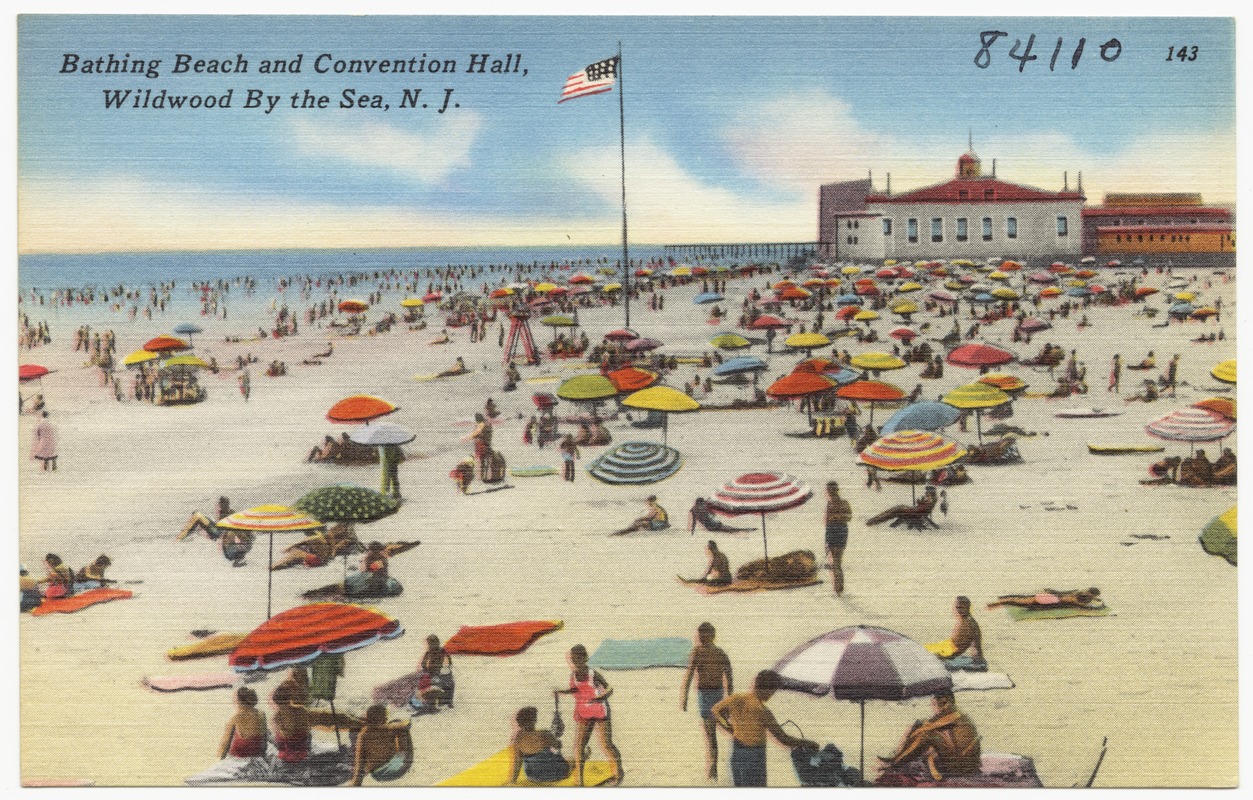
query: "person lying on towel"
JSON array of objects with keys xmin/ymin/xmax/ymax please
[
  {"xmin": 688, "ymin": 498, "xmax": 754, "ymax": 534},
  {"xmin": 987, "ymin": 587, "xmax": 1101, "ymax": 611}
]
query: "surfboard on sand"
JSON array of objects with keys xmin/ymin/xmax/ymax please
[
  {"xmin": 509, "ymin": 465, "xmax": 558, "ymax": 477},
  {"xmin": 167, "ymin": 632, "xmax": 247, "ymax": 660},
  {"xmin": 1055, "ymin": 408, "xmax": 1122, "ymax": 418}
]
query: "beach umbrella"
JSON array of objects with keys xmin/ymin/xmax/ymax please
[
  {"xmin": 606, "ymin": 367, "xmax": 658, "ymax": 393},
  {"xmin": 670, "ymin": 266, "xmax": 692, "ymax": 277},
  {"xmin": 946, "ymin": 343, "xmax": 1015, "ymax": 370},
  {"xmin": 896, "ymin": 281, "xmax": 923, "ymax": 293},
  {"xmin": 625, "ymin": 337, "xmax": 663, "ymax": 353},
  {"xmin": 988, "ymin": 271, "xmax": 1010, "ymax": 281},
  {"xmin": 748, "ymin": 314, "xmax": 791, "ymax": 330},
  {"xmin": 143, "ymin": 335, "xmax": 190, "ymax": 353},
  {"xmin": 849, "ymin": 352, "xmax": 906, "ymax": 373},
  {"xmin": 707, "ymin": 472, "xmax": 812, "ymax": 575},
  {"xmin": 1168, "ymin": 302, "xmax": 1195, "ymax": 317},
  {"xmin": 785, "ymin": 332, "xmax": 831, "ymax": 352},
  {"xmin": 621, "ymin": 386, "xmax": 700, "ymax": 446},
  {"xmin": 772, "ymin": 625, "xmax": 953, "ymax": 776},
  {"xmin": 977, "ymin": 372, "xmax": 1028, "ymax": 393},
  {"xmin": 875, "ymin": 268, "xmax": 898, "ymax": 279},
  {"xmin": 767, "ymin": 371, "xmax": 835, "ymax": 424},
  {"xmin": 1193, "ymin": 397, "xmax": 1236, "ymax": 420},
  {"xmin": 423, "ymin": 291, "xmax": 442, "ymax": 303},
  {"xmin": 533, "ymin": 282, "xmax": 558, "ymax": 293},
  {"xmin": 879, "ymin": 402, "xmax": 962, "ymax": 436},
  {"xmin": 634, "ymin": 268, "xmax": 654, "ymax": 278},
  {"xmin": 400, "ymin": 297, "xmax": 426, "ymax": 310},
  {"xmin": 855, "ymin": 284, "xmax": 881, "ymax": 297},
  {"xmin": 604, "ymin": 328, "xmax": 639, "ymax": 342},
  {"xmin": 1145, "ymin": 407, "xmax": 1234, "ymax": 454},
  {"xmin": 557, "ymin": 374, "xmax": 618, "ymax": 402},
  {"xmin": 991, "ymin": 287, "xmax": 1020, "ymax": 301},
  {"xmin": 860, "ymin": 430, "xmax": 967, "ymax": 502},
  {"xmin": 163, "ymin": 354, "xmax": 210, "ymax": 369},
  {"xmin": 569, "ymin": 273, "xmax": 596, "ymax": 284},
  {"xmin": 943, "ymin": 382, "xmax": 1012, "ymax": 444},
  {"xmin": 1191, "ymin": 307, "xmax": 1217, "ymax": 320},
  {"xmin": 587, "ymin": 441, "xmax": 684, "ymax": 485},
  {"xmin": 1211, "ymin": 360, "xmax": 1236, "ymax": 385},
  {"xmin": 216, "ymin": 505, "xmax": 326, "ymax": 618},
  {"xmin": 1039, "ymin": 287, "xmax": 1062, "ymax": 298},
  {"xmin": 710, "ymin": 332, "xmax": 752, "ymax": 350},
  {"xmin": 777, "ymin": 286, "xmax": 812, "ymax": 301},
  {"xmin": 837, "ymin": 380, "xmax": 906, "ymax": 427},
  {"xmin": 229, "ymin": 602, "xmax": 404, "ymax": 672},
  {"xmin": 1018, "ymin": 317, "xmax": 1051, "ymax": 334},
  {"xmin": 488, "ymin": 288, "xmax": 513, "ymax": 299},
  {"xmin": 346, "ymin": 424, "xmax": 417, "ymax": 494},
  {"xmin": 327, "ymin": 395, "xmax": 398, "ymax": 425},
  {"xmin": 693, "ymin": 292, "xmax": 725, "ymax": 305},
  {"xmin": 539, "ymin": 314, "xmax": 577, "ymax": 327},
  {"xmin": 774, "ymin": 279, "xmax": 798, "ymax": 290},
  {"xmin": 601, "ymin": 283, "xmax": 622, "ymax": 292},
  {"xmin": 842, "ymin": 266, "xmax": 863, "ymax": 276},
  {"xmin": 853, "ymin": 309, "xmax": 880, "ymax": 323},
  {"xmin": 1199, "ymin": 506, "xmax": 1237, "ymax": 566},
  {"xmin": 18, "ymin": 364, "xmax": 50, "ymax": 382},
  {"xmin": 974, "ymin": 292, "xmax": 994, "ymax": 303},
  {"xmin": 173, "ymin": 323, "xmax": 203, "ymax": 345},
  {"xmin": 123, "ymin": 349, "xmax": 160, "ymax": 367},
  {"xmin": 1134, "ymin": 287, "xmax": 1159, "ymax": 298},
  {"xmin": 338, "ymin": 299, "xmax": 369, "ymax": 314},
  {"xmin": 1027, "ymin": 270, "xmax": 1056, "ymax": 284},
  {"xmin": 714, "ymin": 356, "xmax": 768, "ymax": 377},
  {"xmin": 835, "ymin": 306, "xmax": 861, "ymax": 322},
  {"xmin": 1173, "ymin": 291, "xmax": 1197, "ymax": 302},
  {"xmin": 1080, "ymin": 256, "xmax": 1096, "ymax": 264},
  {"xmin": 927, "ymin": 290, "xmax": 956, "ymax": 303},
  {"xmin": 836, "ymin": 293, "xmax": 863, "ymax": 306},
  {"xmin": 888, "ymin": 327, "xmax": 917, "ymax": 343},
  {"xmin": 889, "ymin": 301, "xmax": 919, "ymax": 317},
  {"xmin": 294, "ymin": 485, "xmax": 402, "ymax": 524},
  {"xmin": 692, "ymin": 266, "xmax": 710, "ymax": 277}
]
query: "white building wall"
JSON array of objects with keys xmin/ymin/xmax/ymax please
[
  {"xmin": 830, "ymin": 215, "xmax": 886, "ymax": 262},
  {"xmin": 867, "ymin": 200, "xmax": 1084, "ymax": 260}
]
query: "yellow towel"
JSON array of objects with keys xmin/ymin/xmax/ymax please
[
  {"xmin": 437, "ymin": 748, "xmax": 615, "ymax": 787},
  {"xmin": 926, "ymin": 640, "xmax": 957, "ymax": 658}
]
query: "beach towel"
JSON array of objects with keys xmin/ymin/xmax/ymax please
[
  {"xmin": 588, "ymin": 638, "xmax": 692, "ymax": 670},
  {"xmin": 682, "ymin": 577, "xmax": 824, "ymax": 595},
  {"xmin": 372, "ymin": 671, "xmax": 427, "ymax": 708},
  {"xmin": 30, "ymin": 587, "xmax": 132, "ymax": 616},
  {"xmin": 167, "ymin": 632, "xmax": 248, "ymax": 660},
  {"xmin": 1004, "ymin": 604, "xmax": 1111, "ymax": 622},
  {"xmin": 303, "ymin": 576, "xmax": 403, "ymax": 602},
  {"xmin": 185, "ymin": 744, "xmax": 352, "ymax": 787},
  {"xmin": 436, "ymin": 748, "xmax": 615, "ymax": 787},
  {"xmin": 875, "ymin": 752, "xmax": 1042, "ymax": 788},
  {"xmin": 143, "ymin": 671, "xmax": 241, "ymax": 693},
  {"xmin": 951, "ymin": 671, "xmax": 1016, "ymax": 692},
  {"xmin": 509, "ymin": 465, "xmax": 558, "ymax": 478},
  {"xmin": 443, "ymin": 620, "xmax": 563, "ymax": 656}
]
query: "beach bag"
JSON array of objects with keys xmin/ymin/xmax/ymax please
[{"xmin": 784, "ymin": 722, "xmax": 854, "ymax": 787}]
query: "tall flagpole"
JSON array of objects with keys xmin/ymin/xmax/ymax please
[{"xmin": 617, "ymin": 41, "xmax": 631, "ymax": 329}]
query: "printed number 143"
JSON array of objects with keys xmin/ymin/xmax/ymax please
[{"xmin": 1167, "ymin": 45, "xmax": 1199, "ymax": 61}]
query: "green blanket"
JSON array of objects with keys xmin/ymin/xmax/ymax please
[
  {"xmin": 1005, "ymin": 604, "xmax": 1111, "ymax": 622},
  {"xmin": 588, "ymin": 637, "xmax": 692, "ymax": 670}
]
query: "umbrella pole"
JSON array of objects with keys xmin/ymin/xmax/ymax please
[
  {"xmin": 859, "ymin": 699, "xmax": 866, "ymax": 780},
  {"xmin": 329, "ymin": 697, "xmax": 343, "ymax": 749},
  {"xmin": 976, "ymin": 409, "xmax": 983, "ymax": 445},
  {"xmin": 761, "ymin": 513, "xmax": 769, "ymax": 577},
  {"xmin": 266, "ymin": 532, "xmax": 275, "ymax": 619},
  {"xmin": 663, "ymin": 414, "xmax": 669, "ymax": 447}
]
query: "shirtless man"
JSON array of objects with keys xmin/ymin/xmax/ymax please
[
  {"xmin": 880, "ymin": 690, "xmax": 980, "ymax": 781},
  {"xmin": 939, "ymin": 597, "xmax": 985, "ymax": 670},
  {"xmin": 349, "ymin": 705, "xmax": 413, "ymax": 785},
  {"xmin": 680, "ymin": 622, "xmax": 734, "ymax": 780}
]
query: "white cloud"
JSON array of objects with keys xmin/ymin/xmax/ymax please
[
  {"xmin": 289, "ymin": 113, "xmax": 483, "ymax": 186},
  {"xmin": 725, "ymin": 90, "xmax": 1236, "ymax": 205}
]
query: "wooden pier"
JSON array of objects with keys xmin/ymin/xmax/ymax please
[{"xmin": 663, "ymin": 242, "xmax": 821, "ymax": 261}]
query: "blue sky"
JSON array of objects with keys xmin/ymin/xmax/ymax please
[{"xmin": 16, "ymin": 14, "xmax": 1237, "ymax": 252}]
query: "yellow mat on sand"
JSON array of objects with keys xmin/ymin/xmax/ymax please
[
  {"xmin": 437, "ymin": 748, "xmax": 615, "ymax": 787},
  {"xmin": 167, "ymin": 632, "xmax": 246, "ymax": 660}
]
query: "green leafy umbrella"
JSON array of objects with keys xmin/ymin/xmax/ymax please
[{"xmin": 294, "ymin": 485, "xmax": 401, "ymax": 523}]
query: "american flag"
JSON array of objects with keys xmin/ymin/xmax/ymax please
[{"xmin": 558, "ymin": 55, "xmax": 619, "ymax": 103}]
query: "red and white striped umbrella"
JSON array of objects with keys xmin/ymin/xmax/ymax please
[
  {"xmin": 1146, "ymin": 407, "xmax": 1234, "ymax": 452},
  {"xmin": 707, "ymin": 472, "xmax": 811, "ymax": 572},
  {"xmin": 772, "ymin": 625, "xmax": 952, "ymax": 776}
]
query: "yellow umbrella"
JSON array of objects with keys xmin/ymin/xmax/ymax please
[
  {"xmin": 670, "ymin": 266, "xmax": 692, "ymax": 277},
  {"xmin": 601, "ymin": 283, "xmax": 622, "ymax": 292},
  {"xmin": 1211, "ymin": 359, "xmax": 1236, "ymax": 385},
  {"xmin": 400, "ymin": 297, "xmax": 425, "ymax": 308},
  {"xmin": 1174, "ymin": 291, "xmax": 1197, "ymax": 302},
  {"xmin": 842, "ymin": 265, "xmax": 863, "ymax": 276},
  {"xmin": 883, "ymin": 260, "xmax": 898, "ymax": 266},
  {"xmin": 163, "ymin": 354, "xmax": 210, "ymax": 369},
  {"xmin": 854, "ymin": 309, "xmax": 880, "ymax": 322},
  {"xmin": 890, "ymin": 301, "xmax": 919, "ymax": 315},
  {"xmin": 951, "ymin": 259, "xmax": 976, "ymax": 268},
  {"xmin": 1066, "ymin": 279, "xmax": 1089, "ymax": 288},
  {"xmin": 943, "ymin": 382, "xmax": 1012, "ymax": 444},
  {"xmin": 216, "ymin": 504, "xmax": 326, "ymax": 618},
  {"xmin": 534, "ymin": 282, "xmax": 559, "ymax": 293},
  {"xmin": 622, "ymin": 386, "xmax": 700, "ymax": 445},
  {"xmin": 991, "ymin": 287, "xmax": 1020, "ymax": 301},
  {"xmin": 123, "ymin": 349, "xmax": 160, "ymax": 366},
  {"xmin": 850, "ymin": 352, "xmax": 907, "ymax": 372},
  {"xmin": 897, "ymin": 281, "xmax": 923, "ymax": 292},
  {"xmin": 784, "ymin": 332, "xmax": 831, "ymax": 351},
  {"xmin": 944, "ymin": 280, "xmax": 966, "ymax": 291},
  {"xmin": 988, "ymin": 271, "xmax": 1010, "ymax": 281},
  {"xmin": 977, "ymin": 372, "xmax": 1028, "ymax": 392}
]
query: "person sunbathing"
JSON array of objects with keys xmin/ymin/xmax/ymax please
[
  {"xmin": 866, "ymin": 487, "xmax": 940, "ymax": 529},
  {"xmin": 1126, "ymin": 351, "xmax": 1156, "ymax": 370},
  {"xmin": 1124, "ymin": 379, "xmax": 1159, "ymax": 403},
  {"xmin": 1178, "ymin": 450, "xmax": 1215, "ymax": 488},
  {"xmin": 1140, "ymin": 456, "xmax": 1181, "ymax": 485},
  {"xmin": 966, "ymin": 436, "xmax": 1020, "ymax": 464},
  {"xmin": 73, "ymin": 555, "xmax": 113, "ymax": 589},
  {"xmin": 987, "ymin": 587, "xmax": 1101, "ymax": 610},
  {"xmin": 349, "ymin": 705, "xmax": 413, "ymax": 785},
  {"xmin": 437, "ymin": 357, "xmax": 468, "ymax": 378},
  {"xmin": 429, "ymin": 330, "xmax": 452, "ymax": 345},
  {"xmin": 688, "ymin": 497, "xmax": 754, "ymax": 534},
  {"xmin": 307, "ymin": 435, "xmax": 343, "ymax": 463},
  {"xmin": 680, "ymin": 540, "xmax": 733, "ymax": 587},
  {"xmin": 271, "ymin": 524, "xmax": 361, "ymax": 571}
]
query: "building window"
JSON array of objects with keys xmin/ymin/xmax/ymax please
[
  {"xmin": 931, "ymin": 218, "xmax": 943, "ymax": 243},
  {"xmin": 853, "ymin": 236, "xmax": 859, "ymax": 245},
  {"xmin": 847, "ymin": 220, "xmax": 853, "ymax": 229},
  {"xmin": 1137, "ymin": 234, "xmax": 1143, "ymax": 242},
  {"xmin": 1006, "ymin": 217, "xmax": 1017, "ymax": 239},
  {"xmin": 1116, "ymin": 235, "xmax": 1121, "ymax": 243},
  {"xmin": 956, "ymin": 218, "xmax": 968, "ymax": 242},
  {"xmin": 1190, "ymin": 218, "xmax": 1198, "ymax": 225},
  {"xmin": 846, "ymin": 236, "xmax": 852, "ymax": 245},
  {"xmin": 1056, "ymin": 216, "xmax": 1068, "ymax": 237},
  {"xmin": 982, "ymin": 217, "xmax": 992, "ymax": 241},
  {"xmin": 883, "ymin": 219, "xmax": 892, "ymax": 236},
  {"xmin": 1137, "ymin": 219, "xmax": 1145, "ymax": 225},
  {"xmin": 984, "ymin": 189, "xmax": 995, "ymax": 200},
  {"xmin": 907, "ymin": 218, "xmax": 918, "ymax": 244},
  {"xmin": 854, "ymin": 220, "xmax": 859, "ymax": 229}
]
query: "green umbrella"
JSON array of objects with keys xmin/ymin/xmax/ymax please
[
  {"xmin": 710, "ymin": 332, "xmax": 752, "ymax": 350},
  {"xmin": 294, "ymin": 485, "xmax": 401, "ymax": 523},
  {"xmin": 557, "ymin": 374, "xmax": 618, "ymax": 401}
]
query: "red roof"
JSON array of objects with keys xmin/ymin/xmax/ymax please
[
  {"xmin": 866, "ymin": 177, "xmax": 1083, "ymax": 204},
  {"xmin": 1083, "ymin": 206, "xmax": 1230, "ymax": 218}
]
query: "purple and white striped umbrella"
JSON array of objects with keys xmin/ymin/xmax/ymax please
[
  {"xmin": 1145, "ymin": 407, "xmax": 1234, "ymax": 444},
  {"xmin": 772, "ymin": 625, "xmax": 952, "ymax": 701}
]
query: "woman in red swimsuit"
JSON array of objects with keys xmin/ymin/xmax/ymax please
[
  {"xmin": 218, "ymin": 687, "xmax": 267, "ymax": 759},
  {"xmin": 554, "ymin": 644, "xmax": 623, "ymax": 786}
]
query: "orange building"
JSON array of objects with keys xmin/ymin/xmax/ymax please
[{"xmin": 1081, "ymin": 193, "xmax": 1234, "ymax": 257}]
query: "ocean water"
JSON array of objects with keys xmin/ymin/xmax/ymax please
[{"xmin": 18, "ymin": 245, "xmax": 675, "ymax": 293}]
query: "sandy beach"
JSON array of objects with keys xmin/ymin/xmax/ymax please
[{"xmin": 17, "ymin": 262, "xmax": 1237, "ymax": 789}]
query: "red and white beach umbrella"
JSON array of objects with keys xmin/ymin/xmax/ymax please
[
  {"xmin": 708, "ymin": 472, "xmax": 812, "ymax": 572},
  {"xmin": 772, "ymin": 625, "xmax": 953, "ymax": 776},
  {"xmin": 1145, "ymin": 407, "xmax": 1234, "ymax": 453}
]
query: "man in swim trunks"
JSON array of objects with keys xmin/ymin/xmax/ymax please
[
  {"xmin": 939, "ymin": 596, "xmax": 985, "ymax": 671},
  {"xmin": 681, "ymin": 622, "xmax": 734, "ymax": 781},
  {"xmin": 880, "ymin": 690, "xmax": 980, "ymax": 781},
  {"xmin": 824, "ymin": 482, "xmax": 852, "ymax": 596},
  {"xmin": 711, "ymin": 670, "xmax": 817, "ymax": 787},
  {"xmin": 987, "ymin": 587, "xmax": 1101, "ymax": 610},
  {"xmin": 611, "ymin": 496, "xmax": 669, "ymax": 536}
]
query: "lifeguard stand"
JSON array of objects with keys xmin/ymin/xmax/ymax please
[{"xmin": 503, "ymin": 310, "xmax": 540, "ymax": 366}]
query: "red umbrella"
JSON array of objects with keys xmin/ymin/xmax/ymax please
[
  {"xmin": 708, "ymin": 472, "xmax": 812, "ymax": 575},
  {"xmin": 888, "ymin": 327, "xmax": 916, "ymax": 342},
  {"xmin": 338, "ymin": 299, "xmax": 369, "ymax": 313},
  {"xmin": 569, "ymin": 273, "xmax": 595, "ymax": 284},
  {"xmin": 18, "ymin": 364, "xmax": 50, "ymax": 381},
  {"xmin": 748, "ymin": 314, "xmax": 791, "ymax": 330},
  {"xmin": 606, "ymin": 366, "xmax": 658, "ymax": 392},
  {"xmin": 777, "ymin": 286, "xmax": 812, "ymax": 301},
  {"xmin": 327, "ymin": 395, "xmax": 398, "ymax": 424},
  {"xmin": 143, "ymin": 335, "xmax": 190, "ymax": 353},
  {"xmin": 794, "ymin": 358, "xmax": 836, "ymax": 373},
  {"xmin": 229, "ymin": 603, "xmax": 404, "ymax": 672},
  {"xmin": 423, "ymin": 291, "xmax": 443, "ymax": 302},
  {"xmin": 767, "ymin": 371, "xmax": 835, "ymax": 397},
  {"xmin": 603, "ymin": 328, "xmax": 640, "ymax": 342},
  {"xmin": 835, "ymin": 305, "xmax": 861, "ymax": 322},
  {"xmin": 625, "ymin": 337, "xmax": 663, "ymax": 352},
  {"xmin": 836, "ymin": 380, "xmax": 906, "ymax": 427},
  {"xmin": 946, "ymin": 343, "xmax": 1015, "ymax": 369}
]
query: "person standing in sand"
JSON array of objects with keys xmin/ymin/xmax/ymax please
[
  {"xmin": 31, "ymin": 410, "xmax": 58, "ymax": 471},
  {"xmin": 680, "ymin": 622, "xmax": 734, "ymax": 781},
  {"xmin": 824, "ymin": 482, "xmax": 852, "ymax": 596},
  {"xmin": 559, "ymin": 434, "xmax": 580, "ymax": 482},
  {"xmin": 1108, "ymin": 354, "xmax": 1121, "ymax": 393},
  {"xmin": 554, "ymin": 644, "xmax": 624, "ymax": 786},
  {"xmin": 711, "ymin": 670, "xmax": 817, "ymax": 787}
]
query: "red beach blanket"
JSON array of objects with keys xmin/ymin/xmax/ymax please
[
  {"xmin": 30, "ymin": 588, "xmax": 132, "ymax": 616},
  {"xmin": 443, "ymin": 620, "xmax": 563, "ymax": 656}
]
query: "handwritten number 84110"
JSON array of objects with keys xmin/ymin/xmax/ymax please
[{"xmin": 975, "ymin": 31, "xmax": 1122, "ymax": 72}]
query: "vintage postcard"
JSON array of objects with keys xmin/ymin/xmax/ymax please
[{"xmin": 15, "ymin": 13, "xmax": 1238, "ymax": 789}]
